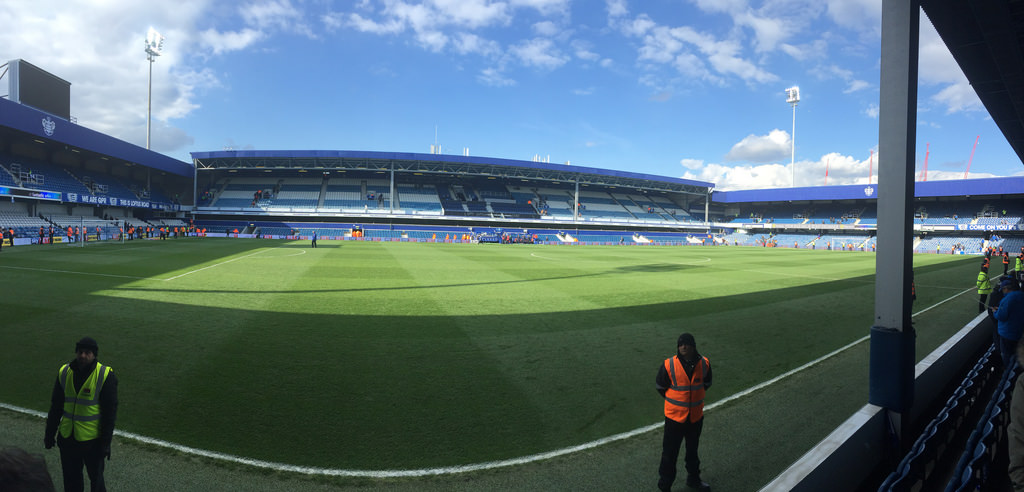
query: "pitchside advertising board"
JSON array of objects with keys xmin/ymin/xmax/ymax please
[
  {"xmin": 0, "ymin": 188, "xmax": 180, "ymax": 211},
  {"xmin": 0, "ymin": 186, "xmax": 61, "ymax": 201},
  {"xmin": 956, "ymin": 224, "xmax": 1024, "ymax": 231}
]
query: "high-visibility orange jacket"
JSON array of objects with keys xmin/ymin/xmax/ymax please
[{"xmin": 662, "ymin": 355, "xmax": 710, "ymax": 423}]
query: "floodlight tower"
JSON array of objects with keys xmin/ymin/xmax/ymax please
[
  {"xmin": 785, "ymin": 86, "xmax": 800, "ymax": 187},
  {"xmin": 145, "ymin": 28, "xmax": 165, "ymax": 150}
]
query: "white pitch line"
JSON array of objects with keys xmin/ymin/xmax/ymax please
[
  {"xmin": 1, "ymin": 248, "xmax": 291, "ymax": 282},
  {"xmin": 0, "ymin": 265, "xmax": 151, "ymax": 280},
  {"xmin": 158, "ymin": 249, "xmax": 272, "ymax": 281},
  {"xmin": 251, "ymin": 249, "xmax": 308, "ymax": 258},
  {"xmin": 0, "ymin": 273, "xmax": 980, "ymax": 478}
]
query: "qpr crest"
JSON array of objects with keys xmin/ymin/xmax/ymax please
[
  {"xmin": 42, "ymin": 117, "xmax": 56, "ymax": 137},
  {"xmin": 863, "ymin": 186, "xmax": 875, "ymax": 197}
]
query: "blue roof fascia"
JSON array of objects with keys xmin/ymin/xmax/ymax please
[
  {"xmin": 0, "ymin": 98, "xmax": 193, "ymax": 177},
  {"xmin": 190, "ymin": 150, "xmax": 714, "ymax": 188}
]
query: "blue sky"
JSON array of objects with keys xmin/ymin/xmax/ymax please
[{"xmin": 2, "ymin": 0, "xmax": 1020, "ymax": 190}]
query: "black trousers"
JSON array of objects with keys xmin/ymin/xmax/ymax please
[
  {"xmin": 658, "ymin": 416, "xmax": 703, "ymax": 488},
  {"xmin": 980, "ymin": 293, "xmax": 989, "ymax": 313},
  {"xmin": 57, "ymin": 437, "xmax": 106, "ymax": 492}
]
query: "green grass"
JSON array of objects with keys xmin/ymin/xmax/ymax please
[{"xmin": 0, "ymin": 238, "xmax": 984, "ymax": 482}]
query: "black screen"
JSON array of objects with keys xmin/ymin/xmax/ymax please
[{"xmin": 14, "ymin": 60, "xmax": 71, "ymax": 120}]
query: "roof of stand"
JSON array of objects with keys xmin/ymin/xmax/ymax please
[
  {"xmin": 921, "ymin": 0, "xmax": 1024, "ymax": 167},
  {"xmin": 191, "ymin": 149, "xmax": 715, "ymax": 195}
]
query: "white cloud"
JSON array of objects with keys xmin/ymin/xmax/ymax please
[
  {"xmin": 682, "ymin": 162, "xmax": 791, "ymax": 190},
  {"xmin": 242, "ymin": 0, "xmax": 311, "ymax": 36},
  {"xmin": 932, "ymin": 82, "xmax": 983, "ymax": 114},
  {"xmin": 511, "ymin": 0, "xmax": 570, "ymax": 16},
  {"xmin": 734, "ymin": 10, "xmax": 791, "ymax": 53},
  {"xmin": 346, "ymin": 13, "xmax": 405, "ymax": 34},
  {"xmin": 573, "ymin": 87, "xmax": 595, "ymax": 96},
  {"xmin": 918, "ymin": 13, "xmax": 982, "ymax": 114},
  {"xmin": 780, "ymin": 39, "xmax": 828, "ymax": 61},
  {"xmin": 478, "ymin": 67, "xmax": 516, "ymax": 86},
  {"xmin": 606, "ymin": 0, "xmax": 628, "ymax": 19},
  {"xmin": 680, "ymin": 158, "xmax": 704, "ymax": 170},
  {"xmin": 637, "ymin": 26, "xmax": 684, "ymax": 64},
  {"xmin": 429, "ymin": 0, "xmax": 511, "ymax": 29},
  {"xmin": 453, "ymin": 32, "xmax": 501, "ymax": 56},
  {"xmin": 623, "ymin": 15, "xmax": 656, "ymax": 37},
  {"xmin": 510, "ymin": 38, "xmax": 569, "ymax": 69},
  {"xmin": 679, "ymin": 149, "xmax": 1007, "ymax": 191},
  {"xmin": 627, "ymin": 19, "xmax": 777, "ymax": 85},
  {"xmin": 326, "ymin": 0, "xmax": 581, "ymax": 72},
  {"xmin": 682, "ymin": 152, "xmax": 865, "ymax": 190},
  {"xmin": 0, "ymin": 0, "xmax": 220, "ymax": 154},
  {"xmin": 570, "ymin": 39, "xmax": 601, "ymax": 63},
  {"xmin": 690, "ymin": 0, "xmax": 826, "ymax": 54},
  {"xmin": 844, "ymin": 79, "xmax": 871, "ymax": 93},
  {"xmin": 864, "ymin": 103, "xmax": 879, "ymax": 119},
  {"xmin": 416, "ymin": 29, "xmax": 449, "ymax": 52},
  {"xmin": 724, "ymin": 129, "xmax": 791, "ymax": 163},
  {"xmin": 825, "ymin": 0, "xmax": 881, "ymax": 35},
  {"xmin": 199, "ymin": 28, "xmax": 265, "ymax": 55},
  {"xmin": 533, "ymin": 20, "xmax": 560, "ymax": 37}
]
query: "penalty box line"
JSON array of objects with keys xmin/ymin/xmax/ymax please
[{"xmin": 0, "ymin": 278, "xmax": 977, "ymax": 477}]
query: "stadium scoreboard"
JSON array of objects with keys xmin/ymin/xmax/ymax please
[{"xmin": 5, "ymin": 59, "xmax": 71, "ymax": 120}]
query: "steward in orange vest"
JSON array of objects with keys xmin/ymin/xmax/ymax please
[{"xmin": 656, "ymin": 333, "xmax": 712, "ymax": 492}]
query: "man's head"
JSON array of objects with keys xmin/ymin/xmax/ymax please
[
  {"xmin": 74, "ymin": 337, "xmax": 98, "ymax": 365},
  {"xmin": 1000, "ymin": 279, "xmax": 1019, "ymax": 293},
  {"xmin": 677, "ymin": 333, "xmax": 697, "ymax": 360}
]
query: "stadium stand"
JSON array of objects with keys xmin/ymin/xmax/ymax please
[{"xmin": 877, "ymin": 345, "xmax": 998, "ymax": 491}]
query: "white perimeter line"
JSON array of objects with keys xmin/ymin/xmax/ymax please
[{"xmin": 0, "ymin": 274, "xmax": 979, "ymax": 478}]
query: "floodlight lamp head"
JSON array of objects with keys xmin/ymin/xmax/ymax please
[
  {"xmin": 785, "ymin": 86, "xmax": 800, "ymax": 105},
  {"xmin": 145, "ymin": 28, "xmax": 165, "ymax": 57}
]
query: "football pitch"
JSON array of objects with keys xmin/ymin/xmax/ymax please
[{"xmin": 0, "ymin": 238, "xmax": 985, "ymax": 488}]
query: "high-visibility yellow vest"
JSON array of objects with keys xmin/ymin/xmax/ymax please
[
  {"xmin": 58, "ymin": 363, "xmax": 113, "ymax": 441},
  {"xmin": 663, "ymin": 356, "xmax": 710, "ymax": 423},
  {"xmin": 978, "ymin": 271, "xmax": 994, "ymax": 295}
]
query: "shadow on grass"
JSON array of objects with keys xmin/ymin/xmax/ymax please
[{"xmin": 1, "ymin": 247, "xmax": 983, "ymax": 472}]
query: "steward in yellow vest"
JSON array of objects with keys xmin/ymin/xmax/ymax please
[
  {"xmin": 45, "ymin": 337, "xmax": 119, "ymax": 492},
  {"xmin": 656, "ymin": 333, "xmax": 712, "ymax": 492},
  {"xmin": 978, "ymin": 265, "xmax": 994, "ymax": 313}
]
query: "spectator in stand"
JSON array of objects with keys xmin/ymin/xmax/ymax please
[
  {"xmin": 991, "ymin": 279, "xmax": 1024, "ymax": 366},
  {"xmin": 1008, "ymin": 342, "xmax": 1024, "ymax": 489}
]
